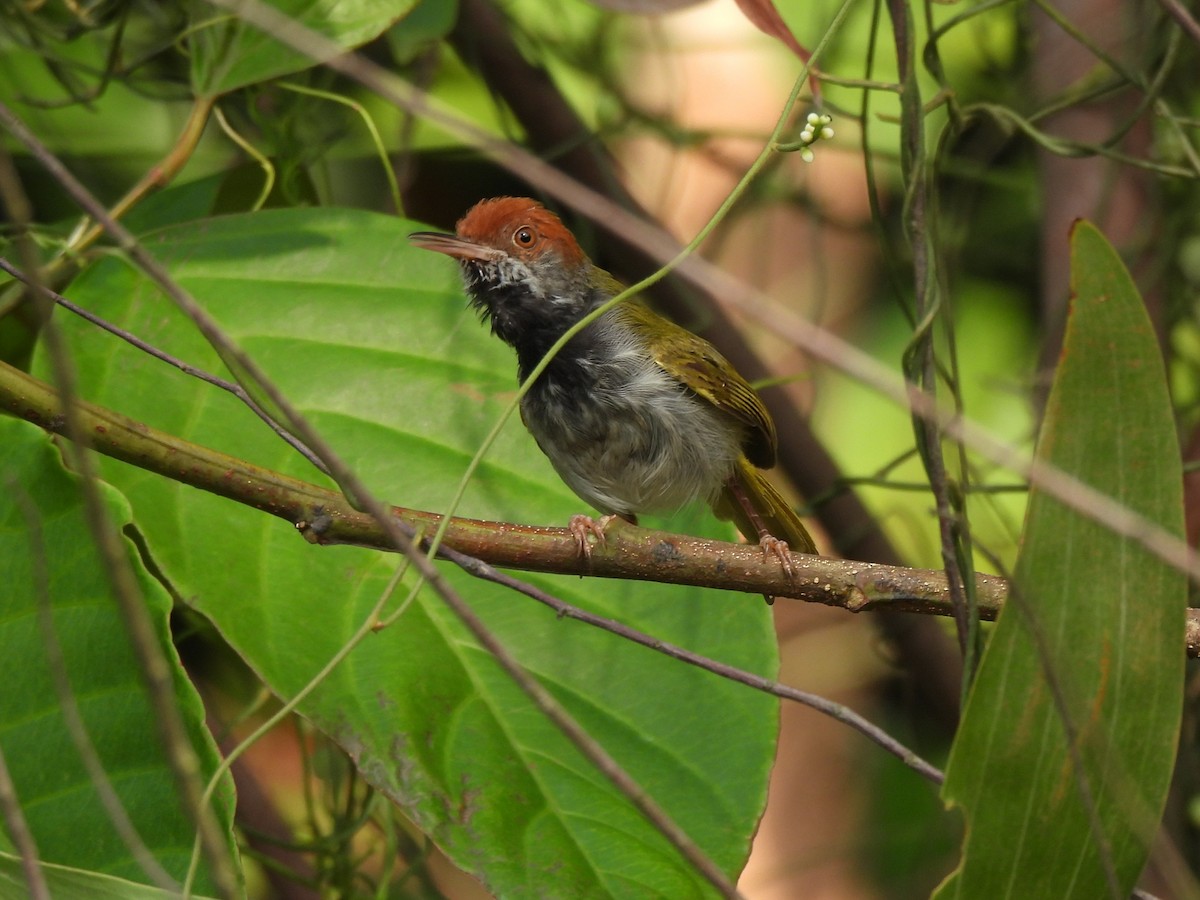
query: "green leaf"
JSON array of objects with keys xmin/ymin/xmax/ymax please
[
  {"xmin": 0, "ymin": 853, "xmax": 217, "ymax": 900},
  {"xmin": 0, "ymin": 418, "xmax": 238, "ymax": 893},
  {"xmin": 41, "ymin": 207, "xmax": 779, "ymax": 897},
  {"xmin": 386, "ymin": 0, "xmax": 458, "ymax": 64},
  {"xmin": 187, "ymin": 0, "xmax": 413, "ymax": 96},
  {"xmin": 934, "ymin": 221, "xmax": 1186, "ymax": 899}
]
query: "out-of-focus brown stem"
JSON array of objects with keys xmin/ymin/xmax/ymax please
[
  {"xmin": 4, "ymin": 96, "xmax": 217, "ymax": 363},
  {"xmin": 1032, "ymin": 0, "xmax": 1158, "ymax": 390}
]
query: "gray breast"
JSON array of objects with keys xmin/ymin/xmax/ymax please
[{"xmin": 521, "ymin": 323, "xmax": 743, "ymax": 516}]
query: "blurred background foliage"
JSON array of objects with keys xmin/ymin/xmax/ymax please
[{"xmin": 2, "ymin": 0, "xmax": 1199, "ymax": 896}]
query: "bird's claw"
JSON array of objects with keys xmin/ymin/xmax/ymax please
[
  {"xmin": 569, "ymin": 514, "xmax": 615, "ymax": 561},
  {"xmin": 760, "ymin": 534, "xmax": 795, "ymax": 576},
  {"xmin": 759, "ymin": 535, "xmax": 795, "ymax": 605}
]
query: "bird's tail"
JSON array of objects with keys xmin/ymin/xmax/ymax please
[{"xmin": 716, "ymin": 456, "xmax": 817, "ymax": 555}]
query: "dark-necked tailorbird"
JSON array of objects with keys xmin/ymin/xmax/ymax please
[{"xmin": 409, "ymin": 196, "xmax": 816, "ymax": 572}]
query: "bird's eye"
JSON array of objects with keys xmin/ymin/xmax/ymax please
[{"xmin": 513, "ymin": 226, "xmax": 536, "ymax": 247}]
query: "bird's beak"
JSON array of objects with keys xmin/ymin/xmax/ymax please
[{"xmin": 408, "ymin": 231, "xmax": 505, "ymax": 263}]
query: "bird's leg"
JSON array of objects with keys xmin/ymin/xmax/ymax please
[
  {"xmin": 568, "ymin": 512, "xmax": 636, "ymax": 561},
  {"xmin": 723, "ymin": 475, "xmax": 796, "ymax": 592}
]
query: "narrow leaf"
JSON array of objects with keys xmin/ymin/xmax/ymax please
[{"xmin": 935, "ymin": 221, "xmax": 1186, "ymax": 898}]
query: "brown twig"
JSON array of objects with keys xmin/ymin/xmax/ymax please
[
  {"xmin": 2, "ymin": 357, "xmax": 1000, "ymax": 617},
  {"xmin": 1156, "ymin": 0, "xmax": 1200, "ymax": 46},
  {"xmin": 431, "ymin": 537, "xmax": 946, "ymax": 783},
  {"xmin": 0, "ymin": 747, "xmax": 49, "ymax": 900},
  {"xmin": 64, "ymin": 95, "xmax": 216, "ymax": 257},
  {"xmin": 10, "ymin": 357, "xmax": 1200, "ymax": 661}
]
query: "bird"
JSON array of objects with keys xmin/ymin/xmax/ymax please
[{"xmin": 409, "ymin": 196, "xmax": 816, "ymax": 575}]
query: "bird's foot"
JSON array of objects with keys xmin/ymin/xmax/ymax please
[
  {"xmin": 760, "ymin": 534, "xmax": 796, "ymax": 578},
  {"xmin": 759, "ymin": 534, "xmax": 796, "ymax": 605},
  {"xmin": 569, "ymin": 514, "xmax": 617, "ymax": 561}
]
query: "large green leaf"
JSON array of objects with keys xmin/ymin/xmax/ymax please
[
  {"xmin": 935, "ymin": 221, "xmax": 1186, "ymax": 898},
  {"xmin": 40, "ymin": 207, "xmax": 779, "ymax": 897},
  {"xmin": 187, "ymin": 0, "xmax": 413, "ymax": 96},
  {"xmin": 0, "ymin": 418, "xmax": 237, "ymax": 894}
]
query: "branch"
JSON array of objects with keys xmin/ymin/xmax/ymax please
[
  {"xmin": 8, "ymin": 359, "xmax": 1196, "ymax": 654},
  {"xmin": 0, "ymin": 359, "xmax": 988, "ymax": 607}
]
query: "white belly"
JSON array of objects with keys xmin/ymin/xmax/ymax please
[{"xmin": 523, "ymin": 359, "xmax": 743, "ymax": 517}]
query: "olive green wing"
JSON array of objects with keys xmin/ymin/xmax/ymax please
[{"xmin": 618, "ymin": 300, "xmax": 777, "ymax": 468}]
